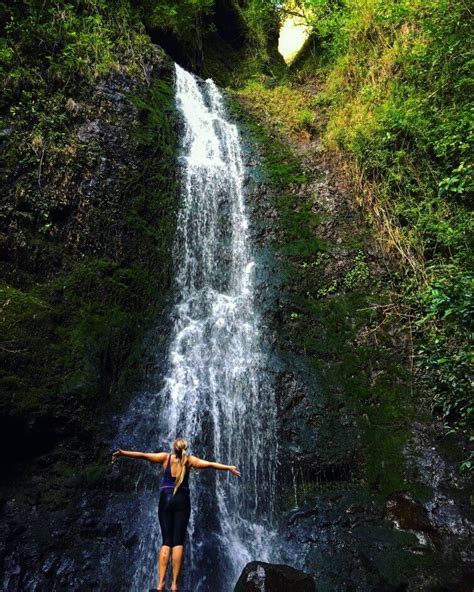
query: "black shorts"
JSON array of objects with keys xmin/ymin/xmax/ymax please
[{"xmin": 158, "ymin": 488, "xmax": 191, "ymax": 547}]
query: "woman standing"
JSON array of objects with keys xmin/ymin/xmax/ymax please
[{"xmin": 112, "ymin": 437, "xmax": 241, "ymax": 591}]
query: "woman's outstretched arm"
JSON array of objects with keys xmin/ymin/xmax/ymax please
[
  {"xmin": 111, "ymin": 449, "xmax": 168, "ymax": 464},
  {"xmin": 188, "ymin": 455, "xmax": 241, "ymax": 476}
]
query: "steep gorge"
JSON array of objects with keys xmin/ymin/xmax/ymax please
[{"xmin": 0, "ymin": 1, "xmax": 472, "ymax": 590}]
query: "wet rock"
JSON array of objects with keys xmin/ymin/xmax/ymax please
[
  {"xmin": 384, "ymin": 492, "xmax": 432, "ymax": 532},
  {"xmin": 124, "ymin": 532, "xmax": 139, "ymax": 549},
  {"xmin": 77, "ymin": 119, "xmax": 101, "ymax": 142},
  {"xmin": 276, "ymin": 372, "xmax": 307, "ymax": 414},
  {"xmin": 234, "ymin": 561, "xmax": 316, "ymax": 592}
]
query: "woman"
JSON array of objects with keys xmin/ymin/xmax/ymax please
[{"xmin": 112, "ymin": 437, "xmax": 241, "ymax": 591}]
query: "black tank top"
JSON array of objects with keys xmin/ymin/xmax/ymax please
[{"xmin": 160, "ymin": 453, "xmax": 190, "ymax": 490}]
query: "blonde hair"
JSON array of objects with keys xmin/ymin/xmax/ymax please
[{"xmin": 172, "ymin": 437, "xmax": 188, "ymax": 495}]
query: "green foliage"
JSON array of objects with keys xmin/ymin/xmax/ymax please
[
  {"xmin": 136, "ymin": 0, "xmax": 214, "ymax": 40},
  {"xmin": 0, "ymin": 0, "xmax": 156, "ymax": 224},
  {"xmin": 291, "ymin": 0, "xmax": 473, "ymax": 467},
  {"xmin": 344, "ymin": 251, "xmax": 370, "ymax": 290},
  {"xmin": 0, "ymin": 286, "xmax": 58, "ymax": 411},
  {"xmin": 1, "ymin": 0, "xmax": 152, "ymax": 103},
  {"xmin": 292, "ymin": 0, "xmax": 348, "ymax": 61},
  {"xmin": 132, "ymin": 0, "xmax": 284, "ymax": 86},
  {"xmin": 237, "ymin": 78, "xmax": 316, "ymax": 136},
  {"xmin": 0, "ymin": 257, "xmax": 158, "ymax": 414},
  {"xmin": 1, "ymin": 50, "xmax": 177, "ymax": 437},
  {"xmin": 413, "ymin": 266, "xmax": 473, "ymax": 445},
  {"xmin": 241, "ymin": 0, "xmax": 282, "ymax": 54},
  {"xmin": 419, "ymin": 267, "xmax": 473, "ymax": 329},
  {"xmin": 296, "ymin": 0, "xmax": 473, "ymax": 254},
  {"xmin": 295, "ymin": 108, "xmax": 315, "ymax": 129},
  {"xmin": 50, "ymin": 258, "xmax": 158, "ymax": 395}
]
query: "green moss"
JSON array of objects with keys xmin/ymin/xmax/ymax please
[
  {"xmin": 232, "ymin": 90, "xmax": 436, "ymax": 503},
  {"xmin": 1, "ymin": 70, "xmax": 178, "ymax": 449},
  {"xmin": 68, "ymin": 463, "xmax": 108, "ymax": 488}
]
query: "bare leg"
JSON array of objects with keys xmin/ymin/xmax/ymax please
[
  {"xmin": 157, "ymin": 545, "xmax": 171, "ymax": 590},
  {"xmin": 171, "ymin": 545, "xmax": 184, "ymax": 590}
]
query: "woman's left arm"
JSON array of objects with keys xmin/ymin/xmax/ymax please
[
  {"xmin": 188, "ymin": 455, "xmax": 241, "ymax": 475},
  {"xmin": 112, "ymin": 449, "xmax": 167, "ymax": 463}
]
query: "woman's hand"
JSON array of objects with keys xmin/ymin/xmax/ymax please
[
  {"xmin": 111, "ymin": 449, "xmax": 123, "ymax": 463},
  {"xmin": 228, "ymin": 466, "xmax": 241, "ymax": 476}
]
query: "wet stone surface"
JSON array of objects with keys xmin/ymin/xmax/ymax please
[{"xmin": 234, "ymin": 561, "xmax": 316, "ymax": 592}]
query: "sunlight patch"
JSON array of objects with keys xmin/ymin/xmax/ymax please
[{"xmin": 278, "ymin": 15, "xmax": 309, "ymax": 64}]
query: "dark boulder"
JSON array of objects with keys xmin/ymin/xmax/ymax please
[
  {"xmin": 234, "ymin": 561, "xmax": 316, "ymax": 592},
  {"xmin": 384, "ymin": 491, "xmax": 432, "ymax": 533}
]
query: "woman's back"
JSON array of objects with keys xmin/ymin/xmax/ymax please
[{"xmin": 160, "ymin": 453, "xmax": 190, "ymax": 491}]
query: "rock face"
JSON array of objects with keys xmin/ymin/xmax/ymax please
[
  {"xmin": 234, "ymin": 561, "xmax": 316, "ymax": 592},
  {"xmin": 233, "ymin": 98, "xmax": 474, "ymax": 591},
  {"xmin": 0, "ymin": 46, "xmax": 179, "ymax": 590}
]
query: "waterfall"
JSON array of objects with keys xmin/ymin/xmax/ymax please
[
  {"xmin": 112, "ymin": 64, "xmax": 279, "ymax": 591},
  {"xmin": 155, "ymin": 64, "xmax": 278, "ymax": 590}
]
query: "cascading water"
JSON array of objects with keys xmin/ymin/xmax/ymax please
[
  {"xmin": 158, "ymin": 64, "xmax": 278, "ymax": 591},
  {"xmin": 113, "ymin": 64, "xmax": 279, "ymax": 591}
]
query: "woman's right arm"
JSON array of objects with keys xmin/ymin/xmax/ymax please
[
  {"xmin": 112, "ymin": 449, "xmax": 167, "ymax": 463},
  {"xmin": 189, "ymin": 455, "xmax": 241, "ymax": 476}
]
